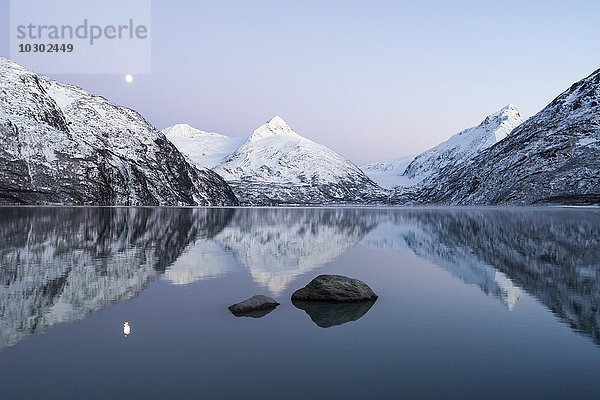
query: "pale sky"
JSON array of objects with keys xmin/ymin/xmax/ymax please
[{"xmin": 1, "ymin": 0, "xmax": 599, "ymax": 164}]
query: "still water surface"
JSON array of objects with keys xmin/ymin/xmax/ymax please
[{"xmin": 0, "ymin": 207, "xmax": 599, "ymax": 399}]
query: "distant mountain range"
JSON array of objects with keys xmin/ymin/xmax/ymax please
[{"xmin": 0, "ymin": 56, "xmax": 598, "ymax": 206}]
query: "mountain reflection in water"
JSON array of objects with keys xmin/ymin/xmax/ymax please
[{"xmin": 0, "ymin": 207, "xmax": 599, "ymax": 348}]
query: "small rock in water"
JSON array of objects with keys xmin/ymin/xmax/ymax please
[
  {"xmin": 228, "ymin": 295, "xmax": 280, "ymax": 317},
  {"xmin": 291, "ymin": 275, "xmax": 378, "ymax": 302}
]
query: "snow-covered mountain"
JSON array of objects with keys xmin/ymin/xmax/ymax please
[
  {"xmin": 402, "ymin": 104, "xmax": 522, "ymax": 183},
  {"xmin": 364, "ymin": 105, "xmax": 522, "ymax": 189},
  {"xmin": 0, "ymin": 57, "xmax": 238, "ymax": 205},
  {"xmin": 361, "ymin": 155, "xmax": 416, "ymax": 189},
  {"xmin": 401, "ymin": 69, "xmax": 600, "ymax": 205},
  {"xmin": 212, "ymin": 116, "xmax": 388, "ymax": 204},
  {"xmin": 162, "ymin": 123, "xmax": 244, "ymax": 168}
]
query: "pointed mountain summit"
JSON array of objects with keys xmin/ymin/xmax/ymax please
[
  {"xmin": 249, "ymin": 116, "xmax": 299, "ymax": 141},
  {"xmin": 0, "ymin": 57, "xmax": 238, "ymax": 205},
  {"xmin": 213, "ymin": 116, "xmax": 388, "ymax": 204},
  {"xmin": 401, "ymin": 68, "xmax": 600, "ymax": 205},
  {"xmin": 480, "ymin": 104, "xmax": 522, "ymax": 143}
]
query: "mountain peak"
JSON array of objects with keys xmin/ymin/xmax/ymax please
[
  {"xmin": 267, "ymin": 115, "xmax": 289, "ymax": 128},
  {"xmin": 499, "ymin": 103, "xmax": 519, "ymax": 115},
  {"xmin": 479, "ymin": 104, "xmax": 522, "ymax": 143},
  {"xmin": 250, "ymin": 116, "xmax": 298, "ymax": 141},
  {"xmin": 482, "ymin": 104, "xmax": 521, "ymax": 125}
]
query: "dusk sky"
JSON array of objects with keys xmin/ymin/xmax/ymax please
[{"xmin": 1, "ymin": 0, "xmax": 599, "ymax": 164}]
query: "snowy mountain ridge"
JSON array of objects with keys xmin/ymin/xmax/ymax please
[
  {"xmin": 216, "ymin": 116, "xmax": 355, "ymax": 182},
  {"xmin": 362, "ymin": 105, "xmax": 522, "ymax": 189},
  {"xmin": 174, "ymin": 116, "xmax": 390, "ymax": 205},
  {"xmin": 163, "ymin": 123, "xmax": 228, "ymax": 139},
  {"xmin": 402, "ymin": 104, "xmax": 522, "ymax": 183},
  {"xmin": 0, "ymin": 57, "xmax": 238, "ymax": 205},
  {"xmin": 3, "ymin": 55, "xmax": 593, "ymax": 207},
  {"xmin": 161, "ymin": 123, "xmax": 244, "ymax": 168},
  {"xmin": 400, "ymin": 68, "xmax": 600, "ymax": 205}
]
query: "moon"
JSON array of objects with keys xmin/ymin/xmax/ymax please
[{"xmin": 125, "ymin": 74, "xmax": 133, "ymax": 83}]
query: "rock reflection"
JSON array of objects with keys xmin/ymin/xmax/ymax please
[
  {"xmin": 230, "ymin": 308, "xmax": 276, "ymax": 319},
  {"xmin": 292, "ymin": 300, "xmax": 377, "ymax": 328}
]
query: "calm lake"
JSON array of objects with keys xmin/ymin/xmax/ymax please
[{"xmin": 0, "ymin": 207, "xmax": 599, "ymax": 399}]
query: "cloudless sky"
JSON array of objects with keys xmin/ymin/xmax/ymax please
[{"xmin": 1, "ymin": 0, "xmax": 599, "ymax": 164}]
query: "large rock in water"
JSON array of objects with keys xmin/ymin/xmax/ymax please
[
  {"xmin": 228, "ymin": 295, "xmax": 280, "ymax": 317},
  {"xmin": 291, "ymin": 275, "xmax": 378, "ymax": 302},
  {"xmin": 0, "ymin": 57, "xmax": 238, "ymax": 206}
]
